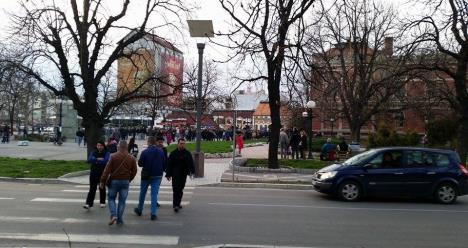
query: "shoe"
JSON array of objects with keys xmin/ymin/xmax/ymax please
[
  {"xmin": 108, "ymin": 216, "xmax": 117, "ymax": 226},
  {"xmin": 151, "ymin": 215, "xmax": 157, "ymax": 221},
  {"xmin": 83, "ymin": 204, "xmax": 90, "ymax": 210},
  {"xmin": 134, "ymin": 207, "xmax": 142, "ymax": 216},
  {"xmin": 178, "ymin": 205, "xmax": 183, "ymax": 209},
  {"xmin": 157, "ymin": 202, "xmax": 161, "ymax": 207},
  {"xmin": 173, "ymin": 206, "xmax": 179, "ymax": 213},
  {"xmin": 100, "ymin": 204, "xmax": 106, "ymax": 208},
  {"xmin": 117, "ymin": 220, "xmax": 124, "ymax": 226}
]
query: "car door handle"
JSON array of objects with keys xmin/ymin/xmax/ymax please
[
  {"xmin": 394, "ymin": 172, "xmax": 404, "ymax": 175},
  {"xmin": 427, "ymin": 172, "xmax": 436, "ymax": 175}
]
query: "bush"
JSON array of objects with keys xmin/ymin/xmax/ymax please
[
  {"xmin": 426, "ymin": 118, "xmax": 458, "ymax": 148},
  {"xmin": 368, "ymin": 124, "xmax": 421, "ymax": 148}
]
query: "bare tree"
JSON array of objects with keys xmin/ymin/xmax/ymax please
[
  {"xmin": 182, "ymin": 61, "xmax": 225, "ymax": 113},
  {"xmin": 217, "ymin": 0, "xmax": 316, "ymax": 168},
  {"xmin": 409, "ymin": 0, "xmax": 468, "ymax": 162},
  {"xmin": 2, "ymin": 0, "xmax": 190, "ymax": 156},
  {"xmin": 304, "ymin": 0, "xmax": 415, "ymax": 142}
]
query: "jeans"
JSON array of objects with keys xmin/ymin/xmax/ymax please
[
  {"xmin": 107, "ymin": 180, "xmax": 129, "ymax": 223},
  {"xmin": 77, "ymin": 136, "xmax": 83, "ymax": 146},
  {"xmin": 137, "ymin": 176, "xmax": 162, "ymax": 216}
]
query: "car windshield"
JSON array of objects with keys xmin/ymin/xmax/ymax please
[{"xmin": 343, "ymin": 150, "xmax": 378, "ymax": 166}]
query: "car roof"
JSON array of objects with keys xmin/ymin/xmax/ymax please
[{"xmin": 370, "ymin": 147, "xmax": 456, "ymax": 155}]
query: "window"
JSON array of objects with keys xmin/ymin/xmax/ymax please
[
  {"xmin": 405, "ymin": 151, "xmax": 426, "ymax": 167},
  {"xmin": 431, "ymin": 153, "xmax": 451, "ymax": 167},
  {"xmin": 367, "ymin": 150, "xmax": 403, "ymax": 168}
]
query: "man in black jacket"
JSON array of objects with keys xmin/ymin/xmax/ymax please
[{"xmin": 166, "ymin": 138, "xmax": 195, "ymax": 212}]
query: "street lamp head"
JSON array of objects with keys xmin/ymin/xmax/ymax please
[
  {"xmin": 187, "ymin": 20, "xmax": 214, "ymax": 38},
  {"xmin": 306, "ymin": 100, "xmax": 316, "ymax": 109},
  {"xmin": 302, "ymin": 111, "xmax": 308, "ymax": 118},
  {"xmin": 330, "ymin": 118, "xmax": 335, "ymax": 122}
]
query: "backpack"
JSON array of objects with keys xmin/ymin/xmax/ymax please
[{"xmin": 108, "ymin": 143, "xmax": 117, "ymax": 153}]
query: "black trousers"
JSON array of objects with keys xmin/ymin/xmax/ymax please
[
  {"xmin": 85, "ymin": 167, "xmax": 106, "ymax": 206},
  {"xmin": 291, "ymin": 147, "xmax": 300, "ymax": 159},
  {"xmin": 172, "ymin": 174, "xmax": 187, "ymax": 208}
]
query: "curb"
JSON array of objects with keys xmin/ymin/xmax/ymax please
[
  {"xmin": 221, "ymin": 178, "xmax": 312, "ymax": 184},
  {"xmin": 59, "ymin": 170, "xmax": 90, "ymax": 178},
  {"xmin": 0, "ymin": 177, "xmax": 78, "ymax": 185},
  {"xmin": 204, "ymin": 182, "xmax": 313, "ymax": 190},
  {"xmin": 232, "ymin": 166, "xmax": 318, "ymax": 174}
]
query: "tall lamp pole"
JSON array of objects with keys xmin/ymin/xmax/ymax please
[
  {"xmin": 330, "ymin": 117, "xmax": 335, "ymax": 138},
  {"xmin": 187, "ymin": 20, "xmax": 214, "ymax": 178},
  {"xmin": 306, "ymin": 100, "xmax": 316, "ymax": 159}
]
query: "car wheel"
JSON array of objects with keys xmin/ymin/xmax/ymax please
[
  {"xmin": 434, "ymin": 183, "xmax": 458, "ymax": 204},
  {"xmin": 338, "ymin": 181, "xmax": 361, "ymax": 202}
]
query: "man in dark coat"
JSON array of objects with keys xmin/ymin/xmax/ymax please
[{"xmin": 166, "ymin": 138, "xmax": 195, "ymax": 212}]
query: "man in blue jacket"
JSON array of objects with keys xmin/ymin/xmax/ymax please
[{"xmin": 134, "ymin": 136, "xmax": 166, "ymax": 220}]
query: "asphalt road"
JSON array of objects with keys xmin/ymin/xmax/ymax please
[{"xmin": 0, "ymin": 181, "xmax": 468, "ymax": 247}]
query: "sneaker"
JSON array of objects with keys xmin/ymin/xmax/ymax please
[
  {"xmin": 157, "ymin": 202, "xmax": 161, "ymax": 207},
  {"xmin": 83, "ymin": 204, "xmax": 90, "ymax": 210},
  {"xmin": 178, "ymin": 205, "xmax": 183, "ymax": 209},
  {"xmin": 116, "ymin": 220, "xmax": 124, "ymax": 226},
  {"xmin": 100, "ymin": 204, "xmax": 106, "ymax": 208},
  {"xmin": 134, "ymin": 207, "xmax": 142, "ymax": 216},
  {"xmin": 151, "ymin": 215, "xmax": 157, "ymax": 221},
  {"xmin": 173, "ymin": 206, "xmax": 179, "ymax": 213},
  {"xmin": 108, "ymin": 216, "xmax": 117, "ymax": 226}
]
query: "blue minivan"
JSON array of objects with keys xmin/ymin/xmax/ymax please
[{"xmin": 312, "ymin": 147, "xmax": 468, "ymax": 204}]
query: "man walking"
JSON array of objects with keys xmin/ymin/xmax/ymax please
[
  {"xmin": 166, "ymin": 138, "xmax": 195, "ymax": 212},
  {"xmin": 100, "ymin": 141, "xmax": 137, "ymax": 226},
  {"xmin": 134, "ymin": 136, "xmax": 166, "ymax": 221}
]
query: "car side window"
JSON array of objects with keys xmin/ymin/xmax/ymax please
[
  {"xmin": 368, "ymin": 151, "xmax": 403, "ymax": 169},
  {"xmin": 405, "ymin": 151, "xmax": 427, "ymax": 167},
  {"xmin": 431, "ymin": 153, "xmax": 451, "ymax": 167}
]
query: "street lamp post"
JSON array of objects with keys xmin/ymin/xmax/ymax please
[
  {"xmin": 58, "ymin": 93, "xmax": 64, "ymax": 145},
  {"xmin": 187, "ymin": 20, "xmax": 214, "ymax": 178},
  {"xmin": 230, "ymin": 94, "xmax": 238, "ymax": 182},
  {"xmin": 330, "ymin": 118, "xmax": 335, "ymax": 138},
  {"xmin": 306, "ymin": 100, "xmax": 316, "ymax": 159}
]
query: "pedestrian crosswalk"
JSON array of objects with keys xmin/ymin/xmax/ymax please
[{"xmin": 0, "ymin": 184, "xmax": 196, "ymax": 246}]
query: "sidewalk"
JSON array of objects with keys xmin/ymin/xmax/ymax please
[{"xmin": 0, "ymin": 141, "xmax": 317, "ymax": 188}]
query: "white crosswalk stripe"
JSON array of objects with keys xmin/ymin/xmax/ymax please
[
  {"xmin": 0, "ymin": 215, "xmax": 183, "ymax": 226},
  {"xmin": 30, "ymin": 198, "xmax": 190, "ymax": 205},
  {"xmin": 0, "ymin": 233, "xmax": 179, "ymax": 245},
  {"xmin": 0, "ymin": 197, "xmax": 14, "ymax": 200},
  {"xmin": 61, "ymin": 189, "xmax": 193, "ymax": 194},
  {"xmin": 74, "ymin": 185, "xmax": 195, "ymax": 190}
]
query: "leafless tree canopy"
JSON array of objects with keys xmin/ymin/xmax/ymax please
[
  {"xmin": 298, "ymin": 0, "xmax": 415, "ymax": 141},
  {"xmin": 2, "ymin": 0, "xmax": 190, "ymax": 155},
  {"xmin": 217, "ymin": 0, "xmax": 316, "ymax": 168},
  {"xmin": 409, "ymin": 0, "xmax": 468, "ymax": 162},
  {"xmin": 182, "ymin": 61, "xmax": 226, "ymax": 114}
]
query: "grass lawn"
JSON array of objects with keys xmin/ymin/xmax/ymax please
[
  {"xmin": 0, "ymin": 157, "xmax": 89, "ymax": 178},
  {"xmin": 166, "ymin": 139, "xmax": 266, "ymax": 153},
  {"xmin": 246, "ymin": 158, "xmax": 327, "ymax": 170}
]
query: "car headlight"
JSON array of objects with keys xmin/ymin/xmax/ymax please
[{"xmin": 320, "ymin": 171, "xmax": 338, "ymax": 180}]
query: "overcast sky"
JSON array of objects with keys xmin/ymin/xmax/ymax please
[{"xmin": 0, "ymin": 0, "xmax": 419, "ymax": 94}]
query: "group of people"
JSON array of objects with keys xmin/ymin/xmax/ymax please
[
  {"xmin": 0, "ymin": 125, "xmax": 10, "ymax": 144},
  {"xmin": 279, "ymin": 127, "xmax": 309, "ymax": 159},
  {"xmin": 84, "ymin": 136, "xmax": 195, "ymax": 225}
]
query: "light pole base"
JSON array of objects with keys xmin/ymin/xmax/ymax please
[{"xmin": 192, "ymin": 151, "xmax": 205, "ymax": 178}]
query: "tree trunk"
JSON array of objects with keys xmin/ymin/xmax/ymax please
[
  {"xmin": 457, "ymin": 115, "xmax": 468, "ymax": 165},
  {"xmin": 84, "ymin": 118, "xmax": 105, "ymax": 158},
  {"xmin": 268, "ymin": 87, "xmax": 281, "ymax": 169},
  {"xmin": 350, "ymin": 124, "xmax": 362, "ymax": 143}
]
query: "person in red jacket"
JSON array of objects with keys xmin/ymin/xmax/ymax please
[{"xmin": 235, "ymin": 132, "xmax": 244, "ymax": 155}]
